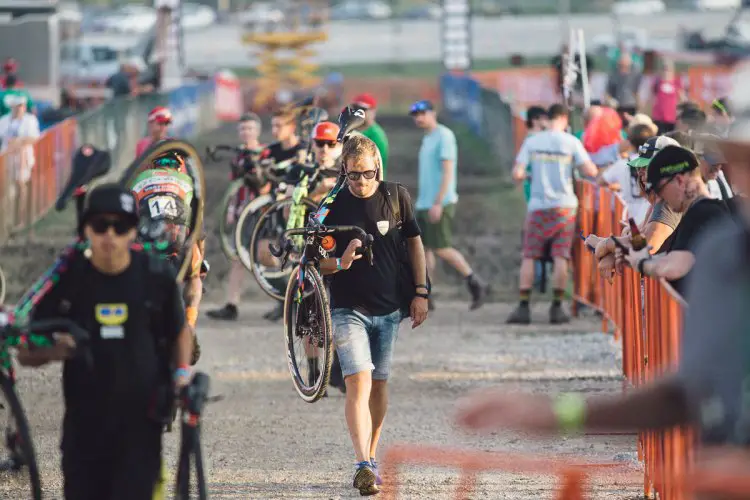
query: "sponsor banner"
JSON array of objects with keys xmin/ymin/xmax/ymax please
[
  {"xmin": 440, "ymin": 73, "xmax": 482, "ymax": 135},
  {"xmin": 169, "ymin": 84, "xmax": 200, "ymax": 138},
  {"xmin": 215, "ymin": 70, "xmax": 243, "ymax": 121}
]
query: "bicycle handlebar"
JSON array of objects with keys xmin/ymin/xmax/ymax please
[
  {"xmin": 0, "ymin": 315, "xmax": 90, "ymax": 346},
  {"xmin": 269, "ymin": 224, "xmax": 374, "ymax": 266}
]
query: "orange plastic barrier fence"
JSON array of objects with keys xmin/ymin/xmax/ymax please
[
  {"xmin": 572, "ymin": 180, "xmax": 693, "ymax": 500},
  {"xmin": 379, "ymin": 444, "xmax": 635, "ymax": 500},
  {"xmin": 0, "ymin": 118, "xmax": 78, "ymax": 243}
]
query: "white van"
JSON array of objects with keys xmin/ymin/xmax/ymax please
[{"xmin": 691, "ymin": 0, "xmax": 741, "ymax": 10}]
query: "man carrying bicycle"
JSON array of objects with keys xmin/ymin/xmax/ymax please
[
  {"xmin": 131, "ymin": 148, "xmax": 204, "ymax": 359},
  {"xmin": 19, "ymin": 184, "xmax": 193, "ymax": 500},
  {"xmin": 206, "ymin": 113, "xmax": 268, "ymax": 322},
  {"xmin": 318, "ymin": 134, "xmax": 428, "ymax": 495}
]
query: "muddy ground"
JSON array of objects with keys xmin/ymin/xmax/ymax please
[{"xmin": 0, "ymin": 116, "xmax": 642, "ymax": 499}]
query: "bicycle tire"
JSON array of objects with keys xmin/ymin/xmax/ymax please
[
  {"xmin": 0, "ymin": 265, "xmax": 6, "ymax": 305},
  {"xmin": 234, "ymin": 193, "xmax": 274, "ymax": 274},
  {"xmin": 247, "ymin": 197, "xmax": 318, "ymax": 301},
  {"xmin": 117, "ymin": 140, "xmax": 206, "ymax": 283},
  {"xmin": 283, "ymin": 265, "xmax": 334, "ymax": 403},
  {"xmin": 217, "ymin": 179, "xmax": 246, "ymax": 262},
  {"xmin": 0, "ymin": 371, "xmax": 42, "ymax": 500}
]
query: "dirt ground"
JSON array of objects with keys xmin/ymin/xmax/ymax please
[{"xmin": 0, "ymin": 116, "xmax": 643, "ymax": 499}]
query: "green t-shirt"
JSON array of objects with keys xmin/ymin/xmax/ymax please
[
  {"xmin": 0, "ymin": 88, "xmax": 34, "ymax": 117},
  {"xmin": 361, "ymin": 122, "xmax": 389, "ymax": 178}
]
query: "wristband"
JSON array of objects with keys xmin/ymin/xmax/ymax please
[
  {"xmin": 174, "ymin": 365, "xmax": 191, "ymax": 381},
  {"xmin": 637, "ymin": 256, "xmax": 652, "ymax": 275},
  {"xmin": 336, "ymin": 258, "xmax": 342, "ymax": 270},
  {"xmin": 415, "ymin": 292, "xmax": 429, "ymax": 299},
  {"xmin": 414, "ymin": 284, "xmax": 429, "ymax": 290},
  {"xmin": 553, "ymin": 393, "xmax": 586, "ymax": 433},
  {"xmin": 185, "ymin": 306, "xmax": 198, "ymax": 328}
]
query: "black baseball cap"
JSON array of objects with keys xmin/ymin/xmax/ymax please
[
  {"xmin": 627, "ymin": 135, "xmax": 680, "ymax": 169},
  {"xmin": 645, "ymin": 145, "xmax": 699, "ymax": 192},
  {"xmin": 81, "ymin": 183, "xmax": 139, "ymax": 226}
]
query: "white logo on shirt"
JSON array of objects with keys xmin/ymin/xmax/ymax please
[{"xmin": 376, "ymin": 220, "xmax": 389, "ymax": 235}]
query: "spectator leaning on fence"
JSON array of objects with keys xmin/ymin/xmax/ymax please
[
  {"xmin": 0, "ymin": 58, "xmax": 23, "ymax": 89},
  {"xmin": 709, "ymin": 97, "xmax": 733, "ymax": 136},
  {"xmin": 410, "ymin": 99, "xmax": 490, "ymax": 311},
  {"xmin": 596, "ymin": 123, "xmax": 654, "ymax": 226},
  {"xmin": 692, "ymin": 133, "xmax": 734, "ymax": 205},
  {"xmin": 352, "ymin": 93, "xmax": 390, "ymax": 179},
  {"xmin": 508, "ymin": 103, "xmax": 597, "ymax": 325},
  {"xmin": 0, "ymin": 94, "xmax": 40, "ymax": 229},
  {"xmin": 623, "ymin": 145, "xmax": 731, "ymax": 295}
]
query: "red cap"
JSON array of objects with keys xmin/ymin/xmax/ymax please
[
  {"xmin": 352, "ymin": 93, "xmax": 377, "ymax": 110},
  {"xmin": 148, "ymin": 106, "xmax": 172, "ymax": 124},
  {"xmin": 3, "ymin": 58, "xmax": 17, "ymax": 73},
  {"xmin": 313, "ymin": 122, "xmax": 340, "ymax": 141}
]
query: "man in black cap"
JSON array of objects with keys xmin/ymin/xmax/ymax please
[
  {"xmin": 622, "ymin": 145, "xmax": 730, "ymax": 295},
  {"xmin": 18, "ymin": 183, "xmax": 194, "ymax": 500}
]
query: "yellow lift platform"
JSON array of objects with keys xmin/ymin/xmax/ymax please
[{"xmin": 243, "ymin": 28, "xmax": 329, "ymax": 110}]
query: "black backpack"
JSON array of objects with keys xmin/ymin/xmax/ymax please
[{"xmin": 378, "ymin": 181, "xmax": 432, "ymax": 316}]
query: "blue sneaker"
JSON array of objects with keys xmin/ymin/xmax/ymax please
[
  {"xmin": 370, "ymin": 458, "xmax": 382, "ymax": 486},
  {"xmin": 353, "ymin": 461, "xmax": 379, "ymax": 496}
]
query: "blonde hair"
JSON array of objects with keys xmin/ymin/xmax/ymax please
[{"xmin": 340, "ymin": 134, "xmax": 382, "ymax": 173}]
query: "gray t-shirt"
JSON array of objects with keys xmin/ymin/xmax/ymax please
[
  {"xmin": 607, "ymin": 69, "xmax": 642, "ymax": 108},
  {"xmin": 649, "ymin": 200, "xmax": 682, "ymax": 229},
  {"xmin": 677, "ymin": 216, "xmax": 750, "ymax": 445}
]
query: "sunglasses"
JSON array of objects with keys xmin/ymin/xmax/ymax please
[
  {"xmin": 153, "ymin": 156, "xmax": 181, "ymax": 168},
  {"xmin": 89, "ymin": 217, "xmax": 134, "ymax": 235},
  {"xmin": 315, "ymin": 139, "xmax": 337, "ymax": 148},
  {"xmin": 346, "ymin": 169, "xmax": 378, "ymax": 181},
  {"xmin": 409, "ymin": 100, "xmax": 432, "ymax": 115}
]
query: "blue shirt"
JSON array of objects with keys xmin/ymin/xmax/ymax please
[
  {"xmin": 515, "ymin": 130, "xmax": 591, "ymax": 212},
  {"xmin": 416, "ymin": 124, "xmax": 458, "ymax": 210}
]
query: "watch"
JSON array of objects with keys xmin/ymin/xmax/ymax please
[
  {"xmin": 637, "ymin": 256, "xmax": 652, "ymax": 275},
  {"xmin": 415, "ymin": 292, "xmax": 429, "ymax": 299}
]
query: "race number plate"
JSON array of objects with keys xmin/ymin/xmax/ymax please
[{"xmin": 148, "ymin": 195, "xmax": 178, "ymax": 218}]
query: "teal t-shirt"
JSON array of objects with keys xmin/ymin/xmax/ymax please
[
  {"xmin": 361, "ymin": 122, "xmax": 389, "ymax": 178},
  {"xmin": 0, "ymin": 88, "xmax": 34, "ymax": 117},
  {"xmin": 416, "ymin": 124, "xmax": 458, "ymax": 211}
]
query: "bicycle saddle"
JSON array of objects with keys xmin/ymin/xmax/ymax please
[{"xmin": 337, "ymin": 106, "xmax": 366, "ymax": 143}]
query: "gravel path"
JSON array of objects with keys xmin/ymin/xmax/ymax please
[{"xmin": 0, "ymin": 302, "xmax": 642, "ymax": 499}]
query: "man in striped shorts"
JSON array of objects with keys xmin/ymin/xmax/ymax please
[{"xmin": 508, "ymin": 104, "xmax": 598, "ymax": 324}]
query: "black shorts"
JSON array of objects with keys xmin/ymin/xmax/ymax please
[{"xmin": 62, "ymin": 423, "xmax": 162, "ymax": 500}]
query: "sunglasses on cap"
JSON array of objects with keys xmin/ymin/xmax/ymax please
[
  {"xmin": 89, "ymin": 216, "xmax": 135, "ymax": 235},
  {"xmin": 346, "ymin": 169, "xmax": 379, "ymax": 181},
  {"xmin": 409, "ymin": 100, "xmax": 432, "ymax": 115},
  {"xmin": 314, "ymin": 139, "xmax": 337, "ymax": 148}
]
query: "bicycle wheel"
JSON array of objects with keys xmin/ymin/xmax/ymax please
[
  {"xmin": 283, "ymin": 265, "xmax": 334, "ymax": 403},
  {"xmin": 234, "ymin": 193, "xmax": 274, "ymax": 274},
  {"xmin": 217, "ymin": 179, "xmax": 246, "ymax": 262},
  {"xmin": 0, "ymin": 371, "xmax": 41, "ymax": 500},
  {"xmin": 247, "ymin": 197, "xmax": 318, "ymax": 301},
  {"xmin": 0, "ymin": 265, "xmax": 6, "ymax": 305}
]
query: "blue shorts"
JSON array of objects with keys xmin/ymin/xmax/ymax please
[{"xmin": 332, "ymin": 308, "xmax": 401, "ymax": 380}]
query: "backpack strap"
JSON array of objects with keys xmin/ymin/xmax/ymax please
[{"xmin": 379, "ymin": 181, "xmax": 402, "ymax": 228}]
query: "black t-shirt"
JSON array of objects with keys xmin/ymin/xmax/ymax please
[
  {"xmin": 325, "ymin": 183, "xmax": 421, "ymax": 316},
  {"xmin": 659, "ymin": 198, "xmax": 729, "ymax": 294},
  {"xmin": 31, "ymin": 251, "xmax": 185, "ymax": 448}
]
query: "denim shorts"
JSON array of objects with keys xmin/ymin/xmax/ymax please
[{"xmin": 332, "ymin": 308, "xmax": 402, "ymax": 380}]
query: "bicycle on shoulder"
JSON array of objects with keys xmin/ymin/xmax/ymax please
[
  {"xmin": 0, "ymin": 311, "xmax": 90, "ymax": 500},
  {"xmin": 270, "ymin": 218, "xmax": 374, "ymax": 402}
]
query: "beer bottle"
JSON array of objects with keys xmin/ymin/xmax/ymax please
[{"xmin": 629, "ymin": 217, "xmax": 647, "ymax": 251}]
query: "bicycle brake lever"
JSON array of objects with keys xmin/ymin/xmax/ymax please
[{"xmin": 279, "ymin": 240, "xmax": 294, "ymax": 270}]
